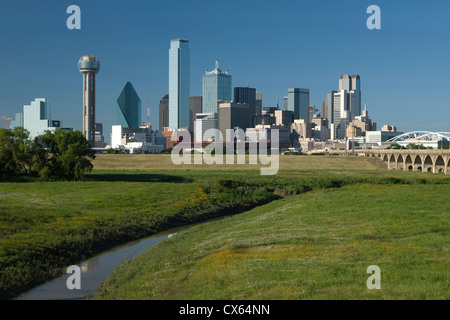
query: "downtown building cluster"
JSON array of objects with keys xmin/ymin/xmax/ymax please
[
  {"xmin": 159, "ymin": 39, "xmax": 402, "ymax": 153},
  {"xmin": 7, "ymin": 39, "xmax": 423, "ymax": 153}
]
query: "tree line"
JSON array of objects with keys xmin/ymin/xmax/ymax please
[{"xmin": 0, "ymin": 127, "xmax": 95, "ymax": 181}]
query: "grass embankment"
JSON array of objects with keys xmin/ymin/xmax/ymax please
[
  {"xmin": 1, "ymin": 155, "xmax": 449, "ymax": 299},
  {"xmin": 0, "ymin": 174, "xmax": 275, "ymax": 299},
  {"xmin": 95, "ymin": 183, "xmax": 450, "ymax": 300}
]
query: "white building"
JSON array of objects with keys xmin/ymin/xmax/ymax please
[
  {"xmin": 111, "ymin": 125, "xmax": 166, "ymax": 153},
  {"xmin": 194, "ymin": 113, "xmax": 218, "ymax": 143},
  {"xmin": 333, "ymin": 90, "xmax": 352, "ymax": 140},
  {"xmin": 11, "ymin": 98, "xmax": 59, "ymax": 139}
]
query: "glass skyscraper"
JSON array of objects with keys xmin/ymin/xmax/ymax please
[
  {"xmin": 287, "ymin": 88, "xmax": 310, "ymax": 121},
  {"xmin": 169, "ymin": 39, "xmax": 190, "ymax": 130},
  {"xmin": 117, "ymin": 82, "xmax": 141, "ymax": 128},
  {"xmin": 202, "ymin": 60, "xmax": 232, "ymax": 114}
]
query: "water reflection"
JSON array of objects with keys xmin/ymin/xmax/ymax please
[{"xmin": 16, "ymin": 232, "xmax": 181, "ymax": 300}]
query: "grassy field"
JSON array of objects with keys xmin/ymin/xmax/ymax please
[
  {"xmin": 1, "ymin": 154, "xmax": 449, "ymax": 299},
  {"xmin": 92, "ymin": 153, "xmax": 387, "ymax": 171},
  {"xmin": 95, "ymin": 183, "xmax": 450, "ymax": 300}
]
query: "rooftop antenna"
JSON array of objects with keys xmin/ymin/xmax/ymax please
[
  {"xmin": 215, "ymin": 59, "xmax": 219, "ymax": 70},
  {"xmin": 247, "ymin": 81, "xmax": 250, "ymax": 87},
  {"xmin": 277, "ymin": 96, "xmax": 279, "ymax": 109}
]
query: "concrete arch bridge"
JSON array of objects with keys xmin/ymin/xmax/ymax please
[{"xmin": 361, "ymin": 150, "xmax": 450, "ymax": 174}]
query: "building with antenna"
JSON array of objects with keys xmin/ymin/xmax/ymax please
[
  {"xmin": 202, "ymin": 60, "xmax": 232, "ymax": 114},
  {"xmin": 346, "ymin": 102, "xmax": 377, "ymax": 138}
]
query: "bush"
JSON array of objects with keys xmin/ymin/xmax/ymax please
[{"xmin": 0, "ymin": 128, "xmax": 95, "ymax": 181}]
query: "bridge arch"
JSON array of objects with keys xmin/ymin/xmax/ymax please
[
  {"xmin": 405, "ymin": 155, "xmax": 413, "ymax": 171},
  {"xmin": 423, "ymin": 155, "xmax": 433, "ymax": 173},
  {"xmin": 397, "ymin": 154, "xmax": 404, "ymax": 170},
  {"xmin": 413, "ymin": 155, "xmax": 423, "ymax": 172}
]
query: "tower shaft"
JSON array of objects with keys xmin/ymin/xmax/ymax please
[{"xmin": 82, "ymin": 72, "xmax": 96, "ymax": 144}]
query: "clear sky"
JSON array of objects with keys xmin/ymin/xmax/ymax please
[{"xmin": 1, "ymin": 0, "xmax": 449, "ymax": 139}]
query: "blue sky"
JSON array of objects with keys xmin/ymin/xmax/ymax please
[{"xmin": 1, "ymin": 0, "xmax": 449, "ymax": 138}]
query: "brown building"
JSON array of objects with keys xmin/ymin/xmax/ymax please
[
  {"xmin": 189, "ymin": 96, "xmax": 202, "ymax": 133},
  {"xmin": 159, "ymin": 94, "xmax": 169, "ymax": 131},
  {"xmin": 218, "ymin": 102, "xmax": 251, "ymax": 139}
]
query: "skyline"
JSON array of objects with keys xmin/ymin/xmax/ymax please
[{"xmin": 1, "ymin": 0, "xmax": 450, "ymax": 139}]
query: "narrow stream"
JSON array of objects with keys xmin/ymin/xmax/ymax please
[{"xmin": 16, "ymin": 225, "xmax": 190, "ymax": 300}]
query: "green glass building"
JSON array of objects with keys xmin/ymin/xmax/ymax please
[{"xmin": 117, "ymin": 82, "xmax": 142, "ymax": 128}]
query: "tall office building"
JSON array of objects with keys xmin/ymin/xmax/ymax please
[
  {"xmin": 189, "ymin": 96, "xmax": 202, "ymax": 132},
  {"xmin": 117, "ymin": 82, "xmax": 141, "ymax": 128},
  {"xmin": 287, "ymin": 88, "xmax": 310, "ymax": 121},
  {"xmin": 321, "ymin": 90, "xmax": 337, "ymax": 123},
  {"xmin": 218, "ymin": 102, "xmax": 251, "ymax": 139},
  {"xmin": 169, "ymin": 39, "xmax": 190, "ymax": 129},
  {"xmin": 159, "ymin": 94, "xmax": 169, "ymax": 130},
  {"xmin": 256, "ymin": 92, "xmax": 263, "ymax": 116},
  {"xmin": 23, "ymin": 98, "xmax": 58, "ymax": 139},
  {"xmin": 339, "ymin": 75, "xmax": 361, "ymax": 117},
  {"xmin": 274, "ymin": 109, "xmax": 294, "ymax": 127},
  {"xmin": 234, "ymin": 87, "xmax": 256, "ymax": 121},
  {"xmin": 333, "ymin": 90, "xmax": 352, "ymax": 139},
  {"xmin": 78, "ymin": 55, "xmax": 100, "ymax": 145},
  {"xmin": 283, "ymin": 96, "xmax": 288, "ymax": 110},
  {"xmin": 308, "ymin": 105, "xmax": 316, "ymax": 123},
  {"xmin": 202, "ymin": 60, "xmax": 232, "ymax": 114}
]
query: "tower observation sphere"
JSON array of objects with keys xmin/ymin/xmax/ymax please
[{"xmin": 78, "ymin": 55, "xmax": 100, "ymax": 145}]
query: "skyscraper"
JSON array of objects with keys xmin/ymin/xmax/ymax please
[
  {"xmin": 117, "ymin": 82, "xmax": 142, "ymax": 128},
  {"xmin": 333, "ymin": 90, "xmax": 351, "ymax": 139},
  {"xmin": 287, "ymin": 88, "xmax": 310, "ymax": 121},
  {"xmin": 256, "ymin": 92, "xmax": 263, "ymax": 116},
  {"xmin": 169, "ymin": 39, "xmax": 190, "ymax": 130},
  {"xmin": 159, "ymin": 94, "xmax": 169, "ymax": 130},
  {"xmin": 322, "ymin": 90, "xmax": 337, "ymax": 123},
  {"xmin": 202, "ymin": 60, "xmax": 232, "ymax": 114},
  {"xmin": 78, "ymin": 55, "xmax": 100, "ymax": 145},
  {"xmin": 339, "ymin": 75, "xmax": 361, "ymax": 117},
  {"xmin": 23, "ymin": 98, "xmax": 58, "ymax": 139},
  {"xmin": 189, "ymin": 96, "xmax": 202, "ymax": 133},
  {"xmin": 218, "ymin": 102, "xmax": 251, "ymax": 139},
  {"xmin": 234, "ymin": 86, "xmax": 256, "ymax": 123}
]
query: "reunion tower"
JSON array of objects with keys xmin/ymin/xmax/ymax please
[{"xmin": 78, "ymin": 55, "xmax": 100, "ymax": 145}]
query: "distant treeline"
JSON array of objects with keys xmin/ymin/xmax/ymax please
[{"xmin": 0, "ymin": 127, "xmax": 95, "ymax": 181}]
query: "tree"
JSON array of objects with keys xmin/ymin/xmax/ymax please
[
  {"xmin": 10, "ymin": 127, "xmax": 45, "ymax": 177},
  {"xmin": 0, "ymin": 129, "xmax": 18, "ymax": 179},
  {"xmin": 41, "ymin": 129, "xmax": 96, "ymax": 180}
]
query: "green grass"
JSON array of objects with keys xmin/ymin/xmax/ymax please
[
  {"xmin": 95, "ymin": 184, "xmax": 450, "ymax": 300},
  {"xmin": 0, "ymin": 155, "xmax": 449, "ymax": 299},
  {"xmin": 0, "ymin": 174, "xmax": 277, "ymax": 299}
]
